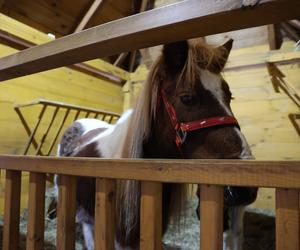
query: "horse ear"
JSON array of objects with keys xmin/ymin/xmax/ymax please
[
  {"xmin": 163, "ymin": 41, "xmax": 188, "ymax": 72},
  {"xmin": 220, "ymin": 39, "xmax": 233, "ymax": 61},
  {"xmin": 212, "ymin": 39, "xmax": 233, "ymax": 72}
]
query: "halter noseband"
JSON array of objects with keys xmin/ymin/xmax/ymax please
[{"xmin": 160, "ymin": 89, "xmax": 240, "ymax": 151}]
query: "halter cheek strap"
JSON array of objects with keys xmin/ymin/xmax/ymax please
[{"xmin": 160, "ymin": 89, "xmax": 240, "ymax": 150}]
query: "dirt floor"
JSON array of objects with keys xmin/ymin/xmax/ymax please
[{"xmin": 0, "ymin": 195, "xmax": 275, "ymax": 250}]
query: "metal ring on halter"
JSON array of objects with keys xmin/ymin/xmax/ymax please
[{"xmin": 176, "ymin": 128, "xmax": 187, "ymax": 144}]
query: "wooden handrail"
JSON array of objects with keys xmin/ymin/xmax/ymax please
[{"xmin": 0, "ymin": 155, "xmax": 299, "ymax": 188}]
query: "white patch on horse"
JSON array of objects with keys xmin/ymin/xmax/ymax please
[
  {"xmin": 93, "ymin": 109, "xmax": 133, "ymax": 158},
  {"xmin": 242, "ymin": 0, "xmax": 259, "ymax": 7},
  {"xmin": 200, "ymin": 69, "xmax": 232, "ymax": 116},
  {"xmin": 82, "ymin": 222, "xmax": 94, "ymax": 250},
  {"xmin": 78, "ymin": 118, "xmax": 112, "ymax": 134}
]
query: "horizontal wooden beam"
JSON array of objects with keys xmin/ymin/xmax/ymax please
[
  {"xmin": 0, "ymin": 0, "xmax": 299, "ymax": 81},
  {"xmin": 0, "ymin": 29, "xmax": 35, "ymax": 50},
  {"xmin": 0, "ymin": 155, "xmax": 299, "ymax": 188},
  {"xmin": 225, "ymin": 49, "xmax": 300, "ymax": 71},
  {"xmin": 0, "ymin": 29, "xmax": 125, "ymax": 84}
]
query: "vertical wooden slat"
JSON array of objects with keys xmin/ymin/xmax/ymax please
[
  {"xmin": 94, "ymin": 178, "xmax": 116, "ymax": 250},
  {"xmin": 57, "ymin": 175, "xmax": 76, "ymax": 250},
  {"xmin": 200, "ymin": 185, "xmax": 223, "ymax": 250},
  {"xmin": 140, "ymin": 181, "xmax": 162, "ymax": 250},
  {"xmin": 3, "ymin": 170, "xmax": 21, "ymax": 250},
  {"xmin": 108, "ymin": 115, "xmax": 114, "ymax": 123},
  {"xmin": 26, "ymin": 173, "xmax": 46, "ymax": 250},
  {"xmin": 14, "ymin": 108, "xmax": 39, "ymax": 150},
  {"xmin": 73, "ymin": 109, "xmax": 81, "ymax": 121},
  {"xmin": 47, "ymin": 108, "xmax": 70, "ymax": 155},
  {"xmin": 23, "ymin": 105, "xmax": 47, "ymax": 154},
  {"xmin": 276, "ymin": 188, "xmax": 300, "ymax": 250}
]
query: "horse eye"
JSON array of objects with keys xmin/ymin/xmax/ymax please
[{"xmin": 180, "ymin": 95, "xmax": 196, "ymax": 106}]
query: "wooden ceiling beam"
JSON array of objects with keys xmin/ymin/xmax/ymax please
[
  {"xmin": 74, "ymin": 0, "xmax": 107, "ymax": 33},
  {"xmin": 281, "ymin": 22, "xmax": 300, "ymax": 42},
  {"xmin": 268, "ymin": 24, "xmax": 283, "ymax": 50},
  {"xmin": 0, "ymin": 29, "xmax": 36, "ymax": 50},
  {"xmin": 0, "ymin": 29, "xmax": 125, "ymax": 85},
  {"xmin": 0, "ymin": 0, "xmax": 299, "ymax": 82}
]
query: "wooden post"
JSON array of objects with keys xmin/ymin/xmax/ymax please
[
  {"xmin": 140, "ymin": 181, "xmax": 162, "ymax": 250},
  {"xmin": 276, "ymin": 188, "xmax": 299, "ymax": 250},
  {"xmin": 3, "ymin": 170, "xmax": 21, "ymax": 250},
  {"xmin": 26, "ymin": 173, "xmax": 46, "ymax": 250},
  {"xmin": 57, "ymin": 175, "xmax": 77, "ymax": 250},
  {"xmin": 200, "ymin": 185, "xmax": 223, "ymax": 250},
  {"xmin": 94, "ymin": 178, "xmax": 116, "ymax": 250}
]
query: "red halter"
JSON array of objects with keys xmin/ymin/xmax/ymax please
[{"xmin": 160, "ymin": 89, "xmax": 240, "ymax": 150}]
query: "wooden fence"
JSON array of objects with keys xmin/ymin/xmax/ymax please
[
  {"xmin": 0, "ymin": 0, "xmax": 299, "ymax": 249},
  {"xmin": 0, "ymin": 155, "xmax": 299, "ymax": 250}
]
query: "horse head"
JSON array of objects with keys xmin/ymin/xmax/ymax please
[{"xmin": 144, "ymin": 39, "xmax": 250, "ymax": 160}]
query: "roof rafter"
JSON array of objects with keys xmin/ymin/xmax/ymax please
[{"xmin": 74, "ymin": 0, "xmax": 108, "ymax": 33}]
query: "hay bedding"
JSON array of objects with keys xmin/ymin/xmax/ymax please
[{"xmin": 0, "ymin": 188, "xmax": 275, "ymax": 249}]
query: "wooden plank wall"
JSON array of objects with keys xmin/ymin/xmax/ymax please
[
  {"xmin": 226, "ymin": 43, "xmax": 300, "ymax": 161},
  {"xmin": 0, "ymin": 14, "xmax": 128, "ymax": 155}
]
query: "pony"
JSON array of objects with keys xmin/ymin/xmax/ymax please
[{"xmin": 56, "ymin": 39, "xmax": 257, "ymax": 250}]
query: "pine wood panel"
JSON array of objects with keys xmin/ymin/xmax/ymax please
[
  {"xmin": 276, "ymin": 188, "xmax": 300, "ymax": 250},
  {"xmin": 2, "ymin": 170, "xmax": 21, "ymax": 250},
  {"xmin": 57, "ymin": 175, "xmax": 76, "ymax": 250},
  {"xmin": 94, "ymin": 178, "xmax": 116, "ymax": 250},
  {"xmin": 140, "ymin": 181, "xmax": 162, "ymax": 250},
  {"xmin": 0, "ymin": 155, "xmax": 300, "ymax": 188},
  {"xmin": 1, "ymin": 0, "xmax": 299, "ymax": 81},
  {"xmin": 26, "ymin": 172, "xmax": 46, "ymax": 250},
  {"xmin": 200, "ymin": 185, "xmax": 223, "ymax": 250}
]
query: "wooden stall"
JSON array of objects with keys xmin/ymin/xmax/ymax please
[{"xmin": 0, "ymin": 0, "xmax": 299, "ymax": 249}]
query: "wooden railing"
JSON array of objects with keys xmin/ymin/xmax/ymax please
[
  {"xmin": 0, "ymin": 155, "xmax": 299, "ymax": 250},
  {"xmin": 15, "ymin": 99, "xmax": 120, "ymax": 156}
]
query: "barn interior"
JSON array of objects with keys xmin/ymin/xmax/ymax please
[{"xmin": 0, "ymin": 0, "xmax": 299, "ymax": 249}]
